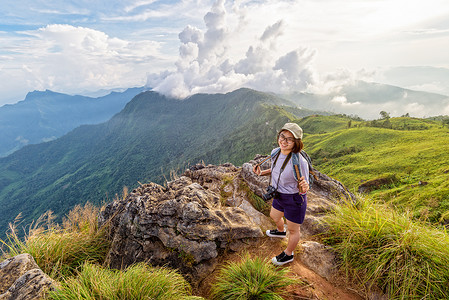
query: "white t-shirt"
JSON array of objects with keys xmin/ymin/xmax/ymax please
[{"xmin": 270, "ymin": 149, "xmax": 309, "ymax": 194}]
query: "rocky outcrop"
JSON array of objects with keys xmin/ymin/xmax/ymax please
[
  {"xmin": 0, "ymin": 253, "xmax": 55, "ymax": 300},
  {"xmin": 185, "ymin": 163, "xmax": 273, "ymax": 230},
  {"xmin": 99, "ymin": 171, "xmax": 265, "ymax": 284},
  {"xmin": 99, "ymin": 157, "xmax": 356, "ymax": 287}
]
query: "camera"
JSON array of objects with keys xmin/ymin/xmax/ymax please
[{"xmin": 262, "ymin": 185, "xmax": 278, "ymax": 201}]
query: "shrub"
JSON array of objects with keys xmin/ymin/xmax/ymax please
[
  {"xmin": 322, "ymin": 197, "xmax": 449, "ymax": 299},
  {"xmin": 210, "ymin": 254, "xmax": 297, "ymax": 300},
  {"xmin": 48, "ymin": 262, "xmax": 202, "ymax": 300}
]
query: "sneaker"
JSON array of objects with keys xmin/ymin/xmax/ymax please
[
  {"xmin": 266, "ymin": 229, "xmax": 286, "ymax": 238},
  {"xmin": 272, "ymin": 251, "xmax": 294, "ymax": 266}
]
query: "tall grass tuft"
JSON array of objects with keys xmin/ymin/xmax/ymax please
[
  {"xmin": 210, "ymin": 254, "xmax": 297, "ymax": 300},
  {"xmin": 48, "ymin": 262, "xmax": 202, "ymax": 300},
  {"xmin": 1, "ymin": 202, "xmax": 110, "ymax": 280},
  {"xmin": 322, "ymin": 196, "xmax": 449, "ymax": 299}
]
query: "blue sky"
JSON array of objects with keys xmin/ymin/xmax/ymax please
[{"xmin": 1, "ymin": 0, "xmax": 449, "ymax": 117}]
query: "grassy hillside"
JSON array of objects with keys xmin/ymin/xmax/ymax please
[{"xmin": 299, "ymin": 115, "xmax": 449, "ymax": 223}]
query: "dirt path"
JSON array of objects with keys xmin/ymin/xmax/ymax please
[{"xmin": 196, "ymin": 237, "xmax": 364, "ymax": 299}]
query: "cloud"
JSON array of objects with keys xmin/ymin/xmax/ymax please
[
  {"xmin": 0, "ymin": 24, "xmax": 168, "ymax": 103},
  {"xmin": 147, "ymin": 0, "xmax": 318, "ymax": 98},
  {"xmin": 124, "ymin": 0, "xmax": 158, "ymax": 13},
  {"xmin": 260, "ymin": 20, "xmax": 284, "ymax": 41},
  {"xmin": 331, "ymin": 96, "xmax": 361, "ymax": 106},
  {"xmin": 15, "ymin": 136, "xmax": 29, "ymax": 145}
]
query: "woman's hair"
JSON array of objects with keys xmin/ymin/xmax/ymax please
[{"xmin": 278, "ymin": 130, "xmax": 303, "ymax": 153}]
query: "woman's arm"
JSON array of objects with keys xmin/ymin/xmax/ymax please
[{"xmin": 253, "ymin": 165, "xmax": 272, "ymax": 176}]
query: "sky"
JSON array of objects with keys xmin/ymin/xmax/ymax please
[{"xmin": 1, "ymin": 0, "xmax": 449, "ymax": 118}]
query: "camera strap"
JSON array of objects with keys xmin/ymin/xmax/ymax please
[{"xmin": 271, "ymin": 152, "xmax": 292, "ymax": 190}]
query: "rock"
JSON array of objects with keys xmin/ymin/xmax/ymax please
[
  {"xmin": 238, "ymin": 200, "xmax": 273, "ymax": 231},
  {"xmin": 0, "ymin": 254, "xmax": 55, "ymax": 300},
  {"xmin": 241, "ymin": 157, "xmax": 271, "ymax": 199},
  {"xmin": 99, "ymin": 174, "xmax": 264, "ymax": 284},
  {"xmin": 311, "ymin": 169, "xmax": 356, "ymax": 203},
  {"xmin": 299, "ymin": 241, "xmax": 337, "ymax": 280},
  {"xmin": 184, "ymin": 163, "xmax": 240, "ymax": 194},
  {"xmin": 358, "ymin": 175, "xmax": 398, "ymax": 194},
  {"xmin": 185, "ymin": 163, "xmax": 272, "ymax": 229},
  {"xmin": 300, "ymin": 191, "xmax": 335, "ymax": 238},
  {"xmin": 0, "ymin": 254, "xmax": 40, "ymax": 294}
]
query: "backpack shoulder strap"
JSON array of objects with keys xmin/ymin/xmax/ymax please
[
  {"xmin": 291, "ymin": 152, "xmax": 301, "ymax": 181},
  {"xmin": 300, "ymin": 150, "xmax": 317, "ymax": 184},
  {"xmin": 300, "ymin": 150, "xmax": 312, "ymax": 168},
  {"xmin": 271, "ymin": 147, "xmax": 281, "ymax": 158}
]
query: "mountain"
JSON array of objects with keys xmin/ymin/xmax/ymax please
[
  {"xmin": 280, "ymin": 81, "xmax": 449, "ymax": 119},
  {"xmin": 0, "ymin": 88, "xmax": 325, "ymax": 237},
  {"xmin": 0, "ymin": 87, "xmax": 145, "ymax": 157},
  {"xmin": 381, "ymin": 66, "xmax": 449, "ymax": 96}
]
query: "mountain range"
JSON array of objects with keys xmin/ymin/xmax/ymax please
[
  {"xmin": 1, "ymin": 82, "xmax": 448, "ymax": 238},
  {"xmin": 0, "ymin": 87, "xmax": 145, "ymax": 157},
  {"xmin": 280, "ymin": 80, "xmax": 449, "ymax": 119},
  {"xmin": 0, "ymin": 88, "xmax": 327, "ymax": 237}
]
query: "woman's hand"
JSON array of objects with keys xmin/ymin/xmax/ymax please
[
  {"xmin": 298, "ymin": 176, "xmax": 309, "ymax": 193},
  {"xmin": 253, "ymin": 165, "xmax": 271, "ymax": 176},
  {"xmin": 253, "ymin": 165, "xmax": 261, "ymax": 176}
]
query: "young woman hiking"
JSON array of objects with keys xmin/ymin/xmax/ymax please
[{"xmin": 253, "ymin": 122, "xmax": 310, "ymax": 265}]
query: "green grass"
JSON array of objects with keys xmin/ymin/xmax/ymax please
[
  {"xmin": 1, "ymin": 203, "xmax": 111, "ymax": 280},
  {"xmin": 299, "ymin": 114, "xmax": 363, "ymax": 135},
  {"xmin": 302, "ymin": 117, "xmax": 449, "ymax": 223},
  {"xmin": 210, "ymin": 254, "xmax": 298, "ymax": 300},
  {"xmin": 48, "ymin": 262, "xmax": 202, "ymax": 300},
  {"xmin": 321, "ymin": 196, "xmax": 449, "ymax": 299},
  {"xmin": 239, "ymin": 180, "xmax": 271, "ymax": 216}
]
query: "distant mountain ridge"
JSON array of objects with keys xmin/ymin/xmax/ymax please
[
  {"xmin": 0, "ymin": 88, "xmax": 326, "ymax": 237},
  {"xmin": 0, "ymin": 87, "xmax": 145, "ymax": 157},
  {"xmin": 279, "ymin": 80, "xmax": 449, "ymax": 119}
]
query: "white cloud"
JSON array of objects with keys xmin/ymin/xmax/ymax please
[
  {"xmin": 15, "ymin": 136, "xmax": 29, "ymax": 145},
  {"xmin": 147, "ymin": 0, "xmax": 318, "ymax": 98},
  {"xmin": 124, "ymin": 0, "xmax": 158, "ymax": 13},
  {"xmin": 0, "ymin": 24, "xmax": 169, "ymax": 104},
  {"xmin": 331, "ymin": 96, "xmax": 361, "ymax": 106},
  {"xmin": 2, "ymin": 0, "xmax": 449, "ymax": 115},
  {"xmin": 443, "ymin": 103, "xmax": 449, "ymax": 115}
]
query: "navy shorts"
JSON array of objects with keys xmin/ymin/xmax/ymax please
[{"xmin": 272, "ymin": 192, "xmax": 307, "ymax": 224}]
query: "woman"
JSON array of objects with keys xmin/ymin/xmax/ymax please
[{"xmin": 253, "ymin": 122, "xmax": 309, "ymax": 265}]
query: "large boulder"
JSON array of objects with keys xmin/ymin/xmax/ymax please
[
  {"xmin": 0, "ymin": 254, "xmax": 55, "ymax": 300},
  {"xmin": 99, "ymin": 173, "xmax": 264, "ymax": 284}
]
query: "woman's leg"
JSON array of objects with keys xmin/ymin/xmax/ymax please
[
  {"xmin": 285, "ymin": 219, "xmax": 300, "ymax": 255},
  {"xmin": 270, "ymin": 206, "xmax": 285, "ymax": 232}
]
